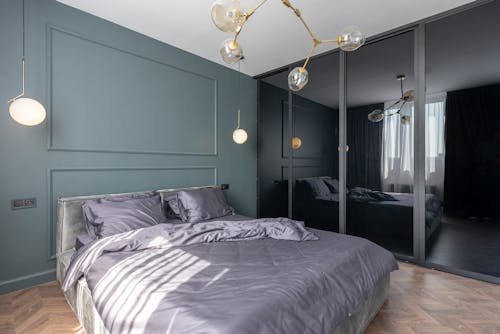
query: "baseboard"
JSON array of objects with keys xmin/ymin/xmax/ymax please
[{"xmin": 0, "ymin": 268, "xmax": 56, "ymax": 295}]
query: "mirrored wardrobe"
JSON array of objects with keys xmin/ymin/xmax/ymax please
[
  {"xmin": 260, "ymin": 52, "xmax": 340, "ymax": 232},
  {"xmin": 424, "ymin": 0, "xmax": 500, "ymax": 278},
  {"xmin": 346, "ymin": 31, "xmax": 415, "ymax": 257},
  {"xmin": 258, "ymin": 0, "xmax": 500, "ymax": 284}
]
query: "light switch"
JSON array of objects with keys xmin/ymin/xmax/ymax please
[{"xmin": 11, "ymin": 198, "xmax": 37, "ymax": 210}]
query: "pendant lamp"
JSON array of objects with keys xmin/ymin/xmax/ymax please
[{"xmin": 7, "ymin": 0, "xmax": 46, "ymax": 126}]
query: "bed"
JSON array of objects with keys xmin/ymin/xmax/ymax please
[
  {"xmin": 56, "ymin": 186, "xmax": 397, "ymax": 334},
  {"xmin": 294, "ymin": 177, "xmax": 443, "ymax": 242}
]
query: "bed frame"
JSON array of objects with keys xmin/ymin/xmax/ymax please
[{"xmin": 56, "ymin": 186, "xmax": 390, "ymax": 334}]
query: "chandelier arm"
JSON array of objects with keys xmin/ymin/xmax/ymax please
[
  {"xmin": 246, "ymin": 0, "xmax": 269, "ymax": 18},
  {"xmin": 302, "ymin": 44, "xmax": 317, "ymax": 69},
  {"xmin": 234, "ymin": 0, "xmax": 269, "ymax": 43},
  {"xmin": 384, "ymin": 99, "xmax": 403, "ymax": 113},
  {"xmin": 281, "ymin": 0, "xmax": 318, "ymax": 42},
  {"xmin": 319, "ymin": 38, "xmax": 342, "ymax": 44},
  {"xmin": 395, "ymin": 100, "xmax": 407, "ymax": 115}
]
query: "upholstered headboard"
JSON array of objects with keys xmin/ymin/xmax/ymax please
[{"xmin": 56, "ymin": 186, "xmax": 220, "ymax": 256}]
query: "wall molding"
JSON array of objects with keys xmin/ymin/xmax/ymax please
[
  {"xmin": 45, "ymin": 24, "xmax": 218, "ymax": 156},
  {"xmin": 0, "ymin": 269, "xmax": 56, "ymax": 295},
  {"xmin": 47, "ymin": 166, "xmax": 218, "ymax": 260},
  {"xmin": 280, "ymin": 165, "xmax": 323, "ymax": 180}
]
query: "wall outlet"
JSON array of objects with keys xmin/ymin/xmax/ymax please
[{"xmin": 11, "ymin": 198, "xmax": 37, "ymax": 210}]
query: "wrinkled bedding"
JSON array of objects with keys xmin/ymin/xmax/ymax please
[{"xmin": 63, "ymin": 218, "xmax": 397, "ymax": 334}]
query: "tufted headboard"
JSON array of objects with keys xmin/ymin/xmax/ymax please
[{"xmin": 56, "ymin": 185, "xmax": 220, "ymax": 257}]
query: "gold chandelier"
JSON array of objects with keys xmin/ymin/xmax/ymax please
[{"xmin": 211, "ymin": 0, "xmax": 366, "ymax": 91}]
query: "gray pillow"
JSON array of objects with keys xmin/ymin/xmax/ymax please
[
  {"xmin": 82, "ymin": 191, "xmax": 156, "ymax": 239},
  {"xmin": 323, "ymin": 178, "xmax": 340, "ymax": 193},
  {"xmin": 82, "ymin": 195, "xmax": 166, "ymax": 238},
  {"xmin": 302, "ymin": 178, "xmax": 331, "ymax": 197},
  {"xmin": 164, "ymin": 194, "xmax": 182, "ymax": 219},
  {"xmin": 177, "ymin": 188, "xmax": 234, "ymax": 223}
]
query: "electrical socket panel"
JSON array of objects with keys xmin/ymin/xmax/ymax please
[{"xmin": 11, "ymin": 198, "xmax": 37, "ymax": 210}]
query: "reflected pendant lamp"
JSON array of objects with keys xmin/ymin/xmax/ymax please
[{"xmin": 7, "ymin": 0, "xmax": 46, "ymax": 126}]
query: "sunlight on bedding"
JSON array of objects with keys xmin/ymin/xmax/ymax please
[{"xmin": 94, "ymin": 248, "xmax": 211, "ymax": 334}]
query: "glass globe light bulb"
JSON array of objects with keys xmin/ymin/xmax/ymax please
[
  {"xmin": 368, "ymin": 109, "xmax": 385, "ymax": 123},
  {"xmin": 233, "ymin": 128, "xmax": 248, "ymax": 144},
  {"xmin": 292, "ymin": 137, "xmax": 302, "ymax": 149},
  {"xmin": 288, "ymin": 67, "xmax": 309, "ymax": 91},
  {"xmin": 211, "ymin": 0, "xmax": 246, "ymax": 33},
  {"xmin": 403, "ymin": 90, "xmax": 415, "ymax": 102},
  {"xmin": 338, "ymin": 26, "xmax": 365, "ymax": 52},
  {"xmin": 9, "ymin": 97, "xmax": 46, "ymax": 126},
  {"xmin": 220, "ymin": 39, "xmax": 244, "ymax": 64},
  {"xmin": 401, "ymin": 115, "xmax": 411, "ymax": 125}
]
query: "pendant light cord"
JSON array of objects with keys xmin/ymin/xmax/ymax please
[
  {"xmin": 22, "ymin": 0, "xmax": 26, "ymax": 58},
  {"xmin": 237, "ymin": 61, "xmax": 241, "ymax": 128},
  {"xmin": 8, "ymin": 0, "xmax": 26, "ymax": 103}
]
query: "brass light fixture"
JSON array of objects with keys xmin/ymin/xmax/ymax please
[
  {"xmin": 211, "ymin": 0, "xmax": 365, "ymax": 91},
  {"xmin": 368, "ymin": 74, "xmax": 414, "ymax": 125},
  {"xmin": 7, "ymin": 0, "xmax": 46, "ymax": 126}
]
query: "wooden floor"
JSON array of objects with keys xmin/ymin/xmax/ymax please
[{"xmin": 0, "ymin": 262, "xmax": 499, "ymax": 333}]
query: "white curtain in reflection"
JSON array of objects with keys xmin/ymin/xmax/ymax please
[{"xmin": 381, "ymin": 93, "xmax": 446, "ymax": 198}]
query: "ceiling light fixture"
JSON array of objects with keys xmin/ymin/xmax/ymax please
[
  {"xmin": 368, "ymin": 74, "xmax": 414, "ymax": 125},
  {"xmin": 7, "ymin": 0, "xmax": 46, "ymax": 126},
  {"xmin": 211, "ymin": 0, "xmax": 365, "ymax": 91}
]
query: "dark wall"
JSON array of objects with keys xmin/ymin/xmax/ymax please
[
  {"xmin": 259, "ymin": 82, "xmax": 338, "ymax": 218},
  {"xmin": 0, "ymin": 0, "xmax": 257, "ymax": 293}
]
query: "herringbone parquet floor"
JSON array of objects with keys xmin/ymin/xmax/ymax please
[{"xmin": 0, "ymin": 262, "xmax": 499, "ymax": 333}]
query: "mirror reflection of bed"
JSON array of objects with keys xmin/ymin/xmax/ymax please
[{"xmin": 260, "ymin": 0, "xmax": 500, "ymax": 279}]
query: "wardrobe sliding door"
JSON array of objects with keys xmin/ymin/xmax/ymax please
[
  {"xmin": 425, "ymin": 0, "xmax": 500, "ymax": 280},
  {"xmin": 345, "ymin": 31, "xmax": 415, "ymax": 256},
  {"xmin": 290, "ymin": 54, "xmax": 340, "ymax": 232},
  {"xmin": 259, "ymin": 54, "xmax": 340, "ymax": 232}
]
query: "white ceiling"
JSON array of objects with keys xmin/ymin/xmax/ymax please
[
  {"xmin": 56, "ymin": 0, "xmax": 476, "ymax": 77},
  {"xmin": 263, "ymin": 0, "xmax": 500, "ymax": 108}
]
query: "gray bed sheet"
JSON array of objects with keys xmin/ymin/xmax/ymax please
[{"xmin": 63, "ymin": 218, "xmax": 397, "ymax": 334}]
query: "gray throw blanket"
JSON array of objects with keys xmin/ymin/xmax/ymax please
[{"xmin": 63, "ymin": 218, "xmax": 396, "ymax": 334}]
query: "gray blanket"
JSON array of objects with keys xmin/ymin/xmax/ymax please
[{"xmin": 63, "ymin": 218, "xmax": 397, "ymax": 334}]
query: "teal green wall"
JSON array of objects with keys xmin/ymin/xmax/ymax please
[{"xmin": 0, "ymin": 0, "xmax": 257, "ymax": 293}]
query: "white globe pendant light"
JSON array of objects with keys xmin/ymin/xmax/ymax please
[
  {"xmin": 7, "ymin": 0, "xmax": 46, "ymax": 127},
  {"xmin": 9, "ymin": 97, "xmax": 46, "ymax": 126},
  {"xmin": 233, "ymin": 109, "xmax": 248, "ymax": 144}
]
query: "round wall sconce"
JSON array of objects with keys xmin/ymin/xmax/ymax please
[{"xmin": 292, "ymin": 136, "xmax": 302, "ymax": 149}]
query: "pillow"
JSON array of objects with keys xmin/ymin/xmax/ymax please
[
  {"xmin": 302, "ymin": 178, "xmax": 331, "ymax": 197},
  {"xmin": 82, "ymin": 195, "xmax": 166, "ymax": 238},
  {"xmin": 177, "ymin": 188, "xmax": 234, "ymax": 223},
  {"xmin": 164, "ymin": 194, "xmax": 182, "ymax": 219},
  {"xmin": 323, "ymin": 178, "xmax": 340, "ymax": 193},
  {"xmin": 82, "ymin": 191, "xmax": 156, "ymax": 239}
]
